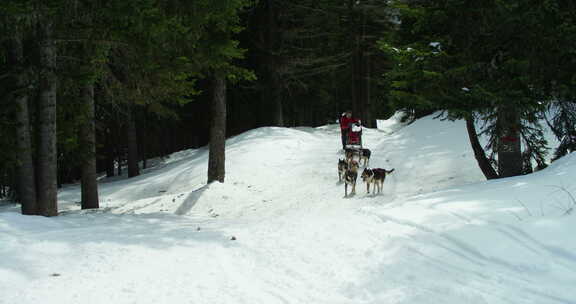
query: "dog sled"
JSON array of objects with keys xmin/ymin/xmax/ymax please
[{"xmin": 345, "ymin": 122, "xmax": 363, "ymax": 150}]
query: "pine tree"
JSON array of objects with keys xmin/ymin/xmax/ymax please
[
  {"xmin": 208, "ymin": 73, "xmax": 227, "ymax": 183},
  {"xmin": 36, "ymin": 18, "xmax": 59, "ymax": 216},
  {"xmin": 383, "ymin": 0, "xmax": 574, "ymax": 179},
  {"xmin": 244, "ymin": 0, "xmax": 395, "ymax": 127},
  {"xmin": 2, "ymin": 28, "xmax": 37, "ymax": 214},
  {"xmin": 546, "ymin": 100, "xmax": 576, "ymax": 161}
]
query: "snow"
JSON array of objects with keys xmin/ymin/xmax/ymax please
[{"xmin": 1, "ymin": 113, "xmax": 576, "ymax": 304}]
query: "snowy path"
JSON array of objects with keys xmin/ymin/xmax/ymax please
[{"xmin": 2, "ymin": 115, "xmax": 576, "ymax": 304}]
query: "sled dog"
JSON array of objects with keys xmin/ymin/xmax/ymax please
[
  {"xmin": 345, "ymin": 160, "xmax": 360, "ymax": 196},
  {"xmin": 345, "ymin": 148, "xmax": 357, "ymax": 163},
  {"xmin": 361, "ymin": 168, "xmax": 394, "ymax": 194},
  {"xmin": 338, "ymin": 159, "xmax": 348, "ymax": 183},
  {"xmin": 359, "ymin": 148, "xmax": 371, "ymax": 167}
]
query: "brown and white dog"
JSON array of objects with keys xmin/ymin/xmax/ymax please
[
  {"xmin": 361, "ymin": 168, "xmax": 394, "ymax": 194},
  {"xmin": 345, "ymin": 160, "xmax": 360, "ymax": 197},
  {"xmin": 344, "ymin": 148, "xmax": 357, "ymax": 164},
  {"xmin": 338, "ymin": 159, "xmax": 348, "ymax": 183}
]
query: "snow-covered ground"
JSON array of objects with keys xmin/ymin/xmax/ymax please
[{"xmin": 1, "ymin": 113, "xmax": 575, "ymax": 304}]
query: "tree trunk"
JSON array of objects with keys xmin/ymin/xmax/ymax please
[
  {"xmin": 208, "ymin": 74, "xmax": 227, "ymax": 183},
  {"xmin": 349, "ymin": 2, "xmax": 374, "ymax": 128},
  {"xmin": 497, "ymin": 105, "xmax": 523, "ymax": 177},
  {"xmin": 267, "ymin": 0, "xmax": 282, "ymax": 127},
  {"xmin": 140, "ymin": 111, "xmax": 148, "ymax": 169},
  {"xmin": 466, "ymin": 117, "xmax": 498, "ymax": 180},
  {"xmin": 358, "ymin": 5, "xmax": 369, "ymax": 128},
  {"xmin": 117, "ymin": 154, "xmax": 122, "ymax": 176},
  {"xmin": 115, "ymin": 124, "xmax": 123, "ymax": 176},
  {"xmin": 36, "ymin": 21, "xmax": 58, "ymax": 217},
  {"xmin": 364, "ymin": 50, "xmax": 374, "ymax": 128},
  {"xmin": 351, "ymin": 45, "xmax": 361, "ymax": 119},
  {"xmin": 104, "ymin": 130, "xmax": 115, "ymax": 177},
  {"xmin": 269, "ymin": 70, "xmax": 284, "ymax": 126},
  {"xmin": 349, "ymin": 1, "xmax": 363, "ymax": 122},
  {"xmin": 79, "ymin": 84, "xmax": 99, "ymax": 209},
  {"xmin": 126, "ymin": 103, "xmax": 140, "ymax": 178},
  {"xmin": 261, "ymin": 0, "xmax": 284, "ymax": 127},
  {"xmin": 5, "ymin": 33, "xmax": 37, "ymax": 215}
]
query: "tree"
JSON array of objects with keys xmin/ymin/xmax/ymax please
[
  {"xmin": 79, "ymin": 83, "xmax": 99, "ymax": 209},
  {"xmin": 546, "ymin": 100, "xmax": 576, "ymax": 161},
  {"xmin": 36, "ymin": 17, "xmax": 59, "ymax": 216},
  {"xmin": 1, "ymin": 1, "xmax": 63, "ymax": 215},
  {"xmin": 346, "ymin": 0, "xmax": 393, "ymax": 127},
  {"xmin": 202, "ymin": 0, "xmax": 255, "ymax": 183},
  {"xmin": 208, "ymin": 73, "xmax": 227, "ymax": 183},
  {"xmin": 252, "ymin": 0, "xmax": 284, "ymax": 127},
  {"xmin": 382, "ymin": 0, "xmax": 574, "ymax": 179},
  {"xmin": 64, "ymin": 2, "xmax": 110, "ymax": 210},
  {"xmin": 243, "ymin": 0, "xmax": 395, "ymax": 128},
  {"xmin": 3, "ymin": 29, "xmax": 37, "ymax": 214},
  {"xmin": 465, "ymin": 116, "xmax": 498, "ymax": 180}
]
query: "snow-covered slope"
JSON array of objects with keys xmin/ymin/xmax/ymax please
[{"xmin": 1, "ymin": 114, "xmax": 575, "ymax": 304}]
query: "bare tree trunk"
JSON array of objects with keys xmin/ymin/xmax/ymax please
[
  {"xmin": 497, "ymin": 105, "xmax": 523, "ymax": 177},
  {"xmin": 79, "ymin": 84, "xmax": 99, "ymax": 209},
  {"xmin": 126, "ymin": 103, "xmax": 140, "ymax": 178},
  {"xmin": 208, "ymin": 74, "xmax": 227, "ymax": 183},
  {"xmin": 466, "ymin": 117, "xmax": 498, "ymax": 180},
  {"xmin": 5, "ymin": 33, "xmax": 37, "ymax": 215},
  {"xmin": 36, "ymin": 21, "xmax": 58, "ymax": 216}
]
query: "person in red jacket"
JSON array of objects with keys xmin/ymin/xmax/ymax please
[{"xmin": 339, "ymin": 110, "xmax": 358, "ymax": 149}]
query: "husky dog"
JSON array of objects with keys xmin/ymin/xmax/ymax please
[
  {"xmin": 345, "ymin": 160, "xmax": 360, "ymax": 196},
  {"xmin": 346, "ymin": 148, "xmax": 371, "ymax": 167},
  {"xmin": 359, "ymin": 148, "xmax": 371, "ymax": 167},
  {"xmin": 344, "ymin": 148, "xmax": 357, "ymax": 163},
  {"xmin": 338, "ymin": 159, "xmax": 348, "ymax": 182},
  {"xmin": 361, "ymin": 168, "xmax": 395, "ymax": 194}
]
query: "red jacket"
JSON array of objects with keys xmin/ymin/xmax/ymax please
[{"xmin": 340, "ymin": 115, "xmax": 358, "ymax": 131}]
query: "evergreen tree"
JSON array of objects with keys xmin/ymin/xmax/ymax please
[
  {"xmin": 244, "ymin": 0, "xmax": 395, "ymax": 127},
  {"xmin": 0, "ymin": 0, "xmax": 257, "ymax": 213},
  {"xmin": 201, "ymin": 0, "xmax": 256, "ymax": 183},
  {"xmin": 546, "ymin": 100, "xmax": 576, "ymax": 161},
  {"xmin": 382, "ymin": 0, "xmax": 575, "ymax": 178},
  {"xmin": 208, "ymin": 73, "xmax": 227, "ymax": 183},
  {"xmin": 1, "ymin": 26, "xmax": 37, "ymax": 213}
]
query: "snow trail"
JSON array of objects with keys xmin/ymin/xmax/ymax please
[{"xmin": 1, "ymin": 114, "xmax": 576, "ymax": 304}]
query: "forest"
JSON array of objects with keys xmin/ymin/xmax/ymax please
[{"xmin": 1, "ymin": 0, "xmax": 575, "ymax": 216}]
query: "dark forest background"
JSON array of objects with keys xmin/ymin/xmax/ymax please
[{"xmin": 2, "ymin": 0, "xmax": 576, "ymax": 215}]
